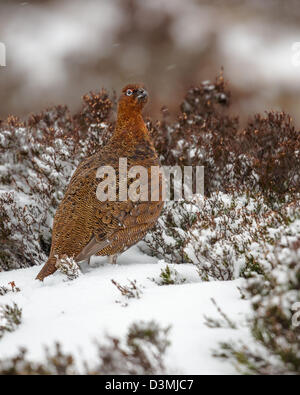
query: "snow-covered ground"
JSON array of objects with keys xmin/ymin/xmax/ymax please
[{"xmin": 0, "ymin": 244, "xmax": 251, "ymax": 374}]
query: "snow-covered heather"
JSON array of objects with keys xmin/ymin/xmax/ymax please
[
  {"xmin": 145, "ymin": 192, "xmax": 300, "ymax": 281},
  {"xmin": 0, "ymin": 244, "xmax": 251, "ymax": 374}
]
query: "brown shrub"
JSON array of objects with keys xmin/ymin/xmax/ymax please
[
  {"xmin": 150, "ymin": 73, "xmax": 300, "ymax": 197},
  {"xmin": 1, "ymin": 75, "xmax": 299, "ymax": 271},
  {"xmin": 239, "ymin": 111, "xmax": 300, "ymax": 195}
]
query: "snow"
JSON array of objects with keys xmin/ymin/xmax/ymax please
[
  {"xmin": 220, "ymin": 23, "xmax": 300, "ymax": 89},
  {"xmin": 2, "ymin": 0, "xmax": 300, "ymax": 92},
  {"xmin": 2, "ymin": 0, "xmax": 123, "ymax": 88},
  {"xmin": 0, "ymin": 244, "xmax": 251, "ymax": 374}
]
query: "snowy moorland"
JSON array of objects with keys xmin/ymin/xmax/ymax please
[
  {"xmin": 0, "ymin": 77, "xmax": 299, "ymax": 374},
  {"xmin": 0, "ymin": 247, "xmax": 251, "ymax": 374}
]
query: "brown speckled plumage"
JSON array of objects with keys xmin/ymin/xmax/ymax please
[{"xmin": 36, "ymin": 84, "xmax": 164, "ymax": 281}]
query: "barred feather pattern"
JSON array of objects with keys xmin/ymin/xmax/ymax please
[{"xmin": 36, "ymin": 84, "xmax": 164, "ymax": 281}]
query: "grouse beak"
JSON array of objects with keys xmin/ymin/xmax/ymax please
[{"xmin": 136, "ymin": 88, "xmax": 148, "ymax": 103}]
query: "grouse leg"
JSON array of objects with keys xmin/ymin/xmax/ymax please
[{"xmin": 108, "ymin": 254, "xmax": 118, "ymax": 265}]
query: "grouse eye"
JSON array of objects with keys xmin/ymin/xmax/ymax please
[{"xmin": 126, "ymin": 89, "xmax": 133, "ymax": 96}]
